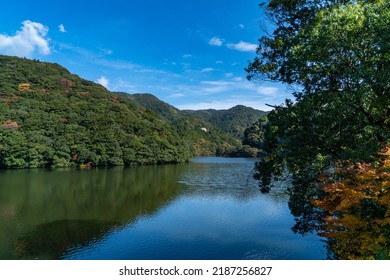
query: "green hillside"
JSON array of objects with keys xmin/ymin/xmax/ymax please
[
  {"xmin": 183, "ymin": 105, "xmax": 267, "ymax": 139},
  {"xmin": 0, "ymin": 55, "xmax": 192, "ymax": 168},
  {"xmin": 114, "ymin": 92, "xmax": 243, "ymax": 156},
  {"xmin": 125, "ymin": 93, "xmax": 182, "ymax": 122}
]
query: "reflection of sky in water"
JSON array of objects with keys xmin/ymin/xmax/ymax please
[{"xmin": 64, "ymin": 158, "xmax": 325, "ymax": 260}]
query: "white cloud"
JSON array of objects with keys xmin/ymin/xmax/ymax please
[
  {"xmin": 184, "ymin": 66, "xmax": 217, "ymax": 74},
  {"xmin": 182, "ymin": 54, "xmax": 192, "ymax": 58},
  {"xmin": 96, "ymin": 76, "xmax": 110, "ymax": 89},
  {"xmin": 199, "ymin": 80, "xmax": 279, "ymax": 97},
  {"xmin": 0, "ymin": 20, "xmax": 50, "ymax": 57},
  {"xmin": 216, "ymin": 60, "xmax": 223, "ymax": 64},
  {"xmin": 209, "ymin": 36, "xmax": 223, "ymax": 47},
  {"xmin": 256, "ymin": 86, "xmax": 279, "ymax": 96},
  {"xmin": 110, "ymin": 79, "xmax": 139, "ymax": 93},
  {"xmin": 239, "ymin": 24, "xmax": 245, "ymax": 29},
  {"xmin": 227, "ymin": 41, "xmax": 257, "ymax": 52},
  {"xmin": 181, "ymin": 62, "xmax": 191, "ymax": 70},
  {"xmin": 93, "ymin": 57, "xmax": 167, "ymax": 74},
  {"xmin": 176, "ymin": 99, "xmax": 270, "ymax": 111},
  {"xmin": 168, "ymin": 93, "xmax": 185, "ymax": 98},
  {"xmin": 58, "ymin": 24, "xmax": 66, "ymax": 33}
]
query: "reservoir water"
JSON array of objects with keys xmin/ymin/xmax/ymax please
[{"xmin": 0, "ymin": 157, "xmax": 325, "ymax": 259}]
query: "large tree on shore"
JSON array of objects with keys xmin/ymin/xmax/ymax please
[
  {"xmin": 247, "ymin": 0, "xmax": 390, "ymax": 259},
  {"xmin": 247, "ymin": 0, "xmax": 389, "ymax": 188}
]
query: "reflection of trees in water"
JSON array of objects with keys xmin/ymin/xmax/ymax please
[
  {"xmin": 313, "ymin": 157, "xmax": 390, "ymax": 260},
  {"xmin": 0, "ymin": 165, "xmax": 185, "ymax": 259},
  {"xmin": 284, "ymin": 158, "xmax": 390, "ymax": 260},
  {"xmin": 15, "ymin": 220, "xmax": 117, "ymax": 259}
]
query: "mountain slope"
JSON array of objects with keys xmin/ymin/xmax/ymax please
[
  {"xmin": 183, "ymin": 105, "xmax": 267, "ymax": 139},
  {"xmin": 126, "ymin": 93, "xmax": 183, "ymax": 122},
  {"xmin": 114, "ymin": 92, "xmax": 242, "ymax": 156},
  {"xmin": 0, "ymin": 55, "xmax": 191, "ymax": 168}
]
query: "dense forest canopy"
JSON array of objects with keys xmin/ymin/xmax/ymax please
[
  {"xmin": 0, "ymin": 55, "xmax": 195, "ymax": 168},
  {"xmin": 115, "ymin": 91, "xmax": 258, "ymax": 157},
  {"xmin": 183, "ymin": 105, "xmax": 267, "ymax": 139},
  {"xmin": 247, "ymin": 0, "xmax": 389, "ymax": 259},
  {"xmin": 0, "ymin": 55, "xmax": 262, "ymax": 168}
]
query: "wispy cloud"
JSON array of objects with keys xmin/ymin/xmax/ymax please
[
  {"xmin": 182, "ymin": 54, "xmax": 192, "ymax": 58},
  {"xmin": 58, "ymin": 24, "xmax": 66, "ymax": 33},
  {"xmin": 94, "ymin": 58, "xmax": 138, "ymax": 70},
  {"xmin": 239, "ymin": 24, "xmax": 245, "ymax": 29},
  {"xmin": 209, "ymin": 36, "xmax": 223, "ymax": 47},
  {"xmin": 256, "ymin": 86, "xmax": 279, "ymax": 96},
  {"xmin": 96, "ymin": 76, "xmax": 109, "ymax": 89},
  {"xmin": 94, "ymin": 57, "xmax": 167, "ymax": 74},
  {"xmin": 168, "ymin": 93, "xmax": 185, "ymax": 98},
  {"xmin": 199, "ymin": 79, "xmax": 280, "ymax": 97},
  {"xmin": 184, "ymin": 67, "xmax": 216, "ymax": 74},
  {"xmin": 0, "ymin": 20, "xmax": 50, "ymax": 57},
  {"xmin": 110, "ymin": 79, "xmax": 139, "ymax": 93},
  {"xmin": 227, "ymin": 41, "xmax": 257, "ymax": 52},
  {"xmin": 57, "ymin": 43, "xmax": 167, "ymax": 75},
  {"xmin": 176, "ymin": 98, "xmax": 270, "ymax": 111},
  {"xmin": 200, "ymin": 67, "xmax": 215, "ymax": 72}
]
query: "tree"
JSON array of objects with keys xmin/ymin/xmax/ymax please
[
  {"xmin": 247, "ymin": 0, "xmax": 390, "ymax": 259},
  {"xmin": 247, "ymin": 0, "xmax": 389, "ymax": 186},
  {"xmin": 242, "ymin": 115, "xmax": 267, "ymax": 149}
]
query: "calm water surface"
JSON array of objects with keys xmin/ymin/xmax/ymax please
[{"xmin": 0, "ymin": 157, "xmax": 325, "ymax": 259}]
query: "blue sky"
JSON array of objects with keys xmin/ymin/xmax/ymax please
[{"xmin": 0, "ymin": 0, "xmax": 290, "ymax": 111}]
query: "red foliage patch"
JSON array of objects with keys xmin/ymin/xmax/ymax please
[
  {"xmin": 1, "ymin": 121, "xmax": 20, "ymax": 130},
  {"xmin": 60, "ymin": 78, "xmax": 75, "ymax": 88}
]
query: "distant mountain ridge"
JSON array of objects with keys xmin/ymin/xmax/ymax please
[
  {"xmin": 123, "ymin": 93, "xmax": 266, "ymax": 157},
  {"xmin": 123, "ymin": 92, "xmax": 267, "ymax": 140},
  {"xmin": 113, "ymin": 92, "xmax": 245, "ymax": 156},
  {"xmin": 115, "ymin": 92, "xmax": 183, "ymax": 122},
  {"xmin": 183, "ymin": 105, "xmax": 267, "ymax": 139}
]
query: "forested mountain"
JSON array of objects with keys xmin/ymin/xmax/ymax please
[
  {"xmin": 0, "ymin": 55, "xmax": 259, "ymax": 168},
  {"xmin": 0, "ymin": 55, "xmax": 193, "ymax": 168},
  {"xmin": 114, "ymin": 92, "xmax": 244, "ymax": 156},
  {"xmin": 183, "ymin": 105, "xmax": 267, "ymax": 139},
  {"xmin": 124, "ymin": 92, "xmax": 267, "ymax": 141},
  {"xmin": 116, "ymin": 92, "xmax": 182, "ymax": 123}
]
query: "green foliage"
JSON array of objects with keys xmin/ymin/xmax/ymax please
[
  {"xmin": 247, "ymin": 0, "xmax": 389, "ymax": 189},
  {"xmin": 0, "ymin": 55, "xmax": 256, "ymax": 168},
  {"xmin": 0, "ymin": 55, "xmax": 192, "ymax": 168},
  {"xmin": 122, "ymin": 92, "xmax": 244, "ymax": 156},
  {"xmin": 242, "ymin": 115, "xmax": 268, "ymax": 149},
  {"xmin": 247, "ymin": 0, "xmax": 390, "ymax": 258},
  {"xmin": 125, "ymin": 93, "xmax": 182, "ymax": 122},
  {"xmin": 183, "ymin": 105, "xmax": 267, "ymax": 139}
]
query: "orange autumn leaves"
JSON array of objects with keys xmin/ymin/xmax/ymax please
[{"xmin": 313, "ymin": 145, "xmax": 390, "ymax": 259}]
